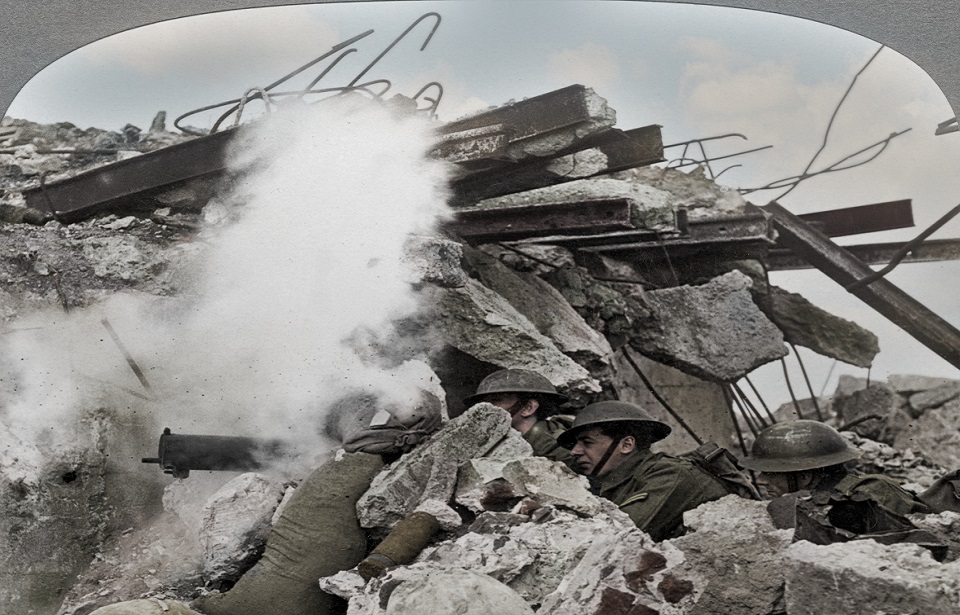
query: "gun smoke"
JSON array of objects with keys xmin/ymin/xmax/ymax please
[{"xmin": 1, "ymin": 97, "xmax": 453, "ymax": 482}]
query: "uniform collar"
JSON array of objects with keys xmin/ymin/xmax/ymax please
[{"xmin": 593, "ymin": 447, "xmax": 656, "ymax": 494}]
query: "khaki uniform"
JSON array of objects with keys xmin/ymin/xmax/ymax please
[
  {"xmin": 593, "ymin": 449, "xmax": 731, "ymax": 541},
  {"xmin": 831, "ymin": 472, "xmax": 931, "ymax": 516},
  {"xmin": 522, "ymin": 416, "xmax": 575, "ymax": 467}
]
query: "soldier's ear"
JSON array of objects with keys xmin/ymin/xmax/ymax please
[
  {"xmin": 520, "ymin": 398, "xmax": 539, "ymax": 418},
  {"xmin": 620, "ymin": 435, "xmax": 636, "ymax": 454}
]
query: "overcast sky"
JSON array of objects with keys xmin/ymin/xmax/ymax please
[{"xmin": 5, "ymin": 1, "xmax": 960, "ymax": 407}]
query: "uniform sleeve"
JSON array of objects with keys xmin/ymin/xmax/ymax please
[
  {"xmin": 618, "ymin": 464, "xmax": 720, "ymax": 541},
  {"xmin": 854, "ymin": 477, "xmax": 932, "ymax": 516}
]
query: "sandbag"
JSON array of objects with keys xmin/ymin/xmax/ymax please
[{"xmin": 194, "ymin": 452, "xmax": 384, "ymax": 615}]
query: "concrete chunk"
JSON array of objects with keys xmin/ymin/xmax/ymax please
[
  {"xmin": 632, "ymin": 271, "xmax": 788, "ymax": 382},
  {"xmin": 197, "ymin": 473, "xmax": 286, "ymax": 587},
  {"xmin": 357, "ymin": 404, "xmax": 511, "ymax": 529},
  {"xmin": 889, "ymin": 374, "xmax": 960, "ymax": 394},
  {"xmin": 463, "ymin": 246, "xmax": 614, "ymax": 377},
  {"xmin": 429, "ymin": 279, "xmax": 601, "ymax": 404},
  {"xmin": 763, "ymin": 285, "xmax": 879, "ymax": 368},
  {"xmin": 833, "ymin": 382, "xmax": 902, "ymax": 442},
  {"xmin": 401, "ymin": 235, "xmax": 466, "ymax": 288},
  {"xmin": 669, "ymin": 496, "xmax": 793, "ymax": 615},
  {"xmin": 894, "ymin": 397, "xmax": 960, "ymax": 470},
  {"xmin": 784, "ymin": 540, "xmax": 960, "ymax": 615},
  {"xmin": 909, "ymin": 381, "xmax": 960, "ymax": 416}
]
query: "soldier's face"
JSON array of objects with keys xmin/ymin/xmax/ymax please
[
  {"xmin": 482, "ymin": 392, "xmax": 521, "ymax": 413},
  {"xmin": 570, "ymin": 427, "xmax": 632, "ymax": 477},
  {"xmin": 756, "ymin": 471, "xmax": 813, "ymax": 497}
]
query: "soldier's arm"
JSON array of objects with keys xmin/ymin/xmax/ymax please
[{"xmin": 853, "ymin": 476, "xmax": 932, "ymax": 516}]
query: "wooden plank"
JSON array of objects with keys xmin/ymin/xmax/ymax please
[{"xmin": 797, "ymin": 199, "xmax": 913, "ymax": 238}]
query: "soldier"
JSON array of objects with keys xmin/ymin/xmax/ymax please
[
  {"xmin": 741, "ymin": 419, "xmax": 930, "ymax": 516},
  {"xmin": 463, "ymin": 368, "xmax": 573, "ymax": 465},
  {"xmin": 557, "ymin": 400, "xmax": 731, "ymax": 541}
]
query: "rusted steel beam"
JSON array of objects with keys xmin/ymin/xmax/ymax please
[
  {"xmin": 764, "ymin": 201, "xmax": 960, "ymax": 371},
  {"xmin": 447, "ymin": 198, "xmax": 636, "ymax": 242},
  {"xmin": 797, "ymin": 199, "xmax": 913, "ymax": 238},
  {"xmin": 768, "ymin": 237, "xmax": 960, "ymax": 270},
  {"xmin": 519, "ymin": 208, "xmax": 773, "ymax": 255},
  {"xmin": 23, "ymin": 129, "xmax": 235, "ymax": 222},
  {"xmin": 451, "ymin": 125, "xmax": 664, "ymax": 205}
]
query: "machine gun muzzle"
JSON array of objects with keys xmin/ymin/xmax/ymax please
[{"xmin": 142, "ymin": 427, "xmax": 290, "ymax": 478}]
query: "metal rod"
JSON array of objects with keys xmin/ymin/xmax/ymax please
[
  {"xmin": 790, "ymin": 343, "xmax": 824, "ymax": 421},
  {"xmin": 780, "ymin": 357, "xmax": 805, "ymax": 419},
  {"xmin": 623, "ymin": 348, "xmax": 704, "ymax": 445},
  {"xmin": 732, "ymin": 382, "xmax": 770, "ymax": 429},
  {"xmin": 346, "ymin": 12, "xmax": 441, "ymax": 87},
  {"xmin": 722, "ymin": 385, "xmax": 750, "ymax": 457},
  {"xmin": 743, "ymin": 375, "xmax": 778, "ymax": 424},
  {"xmin": 727, "ymin": 385, "xmax": 760, "ymax": 437},
  {"xmin": 837, "ymin": 413, "xmax": 882, "ymax": 432},
  {"xmin": 846, "ymin": 201, "xmax": 960, "ymax": 291},
  {"xmin": 100, "ymin": 318, "xmax": 153, "ymax": 392}
]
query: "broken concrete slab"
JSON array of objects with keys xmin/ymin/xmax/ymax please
[
  {"xmin": 834, "ymin": 374, "xmax": 870, "ymax": 397},
  {"xmin": 383, "ymin": 568, "xmax": 536, "ymax": 615},
  {"xmin": 416, "ymin": 508, "xmax": 656, "ymax": 609},
  {"xmin": 537, "ymin": 527, "xmax": 699, "ymax": 615},
  {"xmin": 833, "ymin": 382, "xmax": 902, "ymax": 442},
  {"xmin": 668, "ymin": 496, "xmax": 793, "ymax": 615},
  {"xmin": 197, "ymin": 472, "xmax": 287, "ymax": 588},
  {"xmin": 463, "ymin": 246, "xmax": 614, "ymax": 377},
  {"xmin": 631, "ymin": 271, "xmax": 788, "ymax": 382},
  {"xmin": 909, "ymin": 381, "xmax": 960, "ymax": 416},
  {"xmin": 612, "ymin": 165, "xmax": 751, "ymax": 220},
  {"xmin": 440, "ymin": 85, "xmax": 616, "ymax": 162},
  {"xmin": 894, "ymin": 397, "xmax": 960, "ymax": 470},
  {"xmin": 401, "ymin": 235, "xmax": 466, "ymax": 288},
  {"xmin": 783, "ymin": 540, "xmax": 960, "ymax": 615},
  {"xmin": 761, "ymin": 285, "xmax": 879, "ymax": 368},
  {"xmin": 356, "ymin": 404, "xmax": 511, "ymax": 529},
  {"xmin": 889, "ymin": 374, "xmax": 960, "ymax": 394},
  {"xmin": 462, "ymin": 177, "xmax": 676, "ymax": 236},
  {"xmin": 322, "ymin": 565, "xmax": 535, "ymax": 615},
  {"xmin": 427, "ymin": 279, "xmax": 602, "ymax": 404},
  {"xmin": 455, "ymin": 454, "xmax": 605, "ymax": 517}
]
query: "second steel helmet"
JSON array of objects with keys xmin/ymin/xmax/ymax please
[
  {"xmin": 557, "ymin": 400, "xmax": 671, "ymax": 449},
  {"xmin": 740, "ymin": 420, "xmax": 862, "ymax": 473},
  {"xmin": 463, "ymin": 369, "xmax": 569, "ymax": 408}
]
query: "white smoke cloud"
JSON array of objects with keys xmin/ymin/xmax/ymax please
[{"xmin": 1, "ymin": 97, "xmax": 454, "ymax": 480}]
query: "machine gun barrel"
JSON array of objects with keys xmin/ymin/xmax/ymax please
[{"xmin": 142, "ymin": 427, "xmax": 290, "ymax": 478}]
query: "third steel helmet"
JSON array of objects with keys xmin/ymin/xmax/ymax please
[
  {"xmin": 462, "ymin": 369, "xmax": 569, "ymax": 407},
  {"xmin": 740, "ymin": 420, "xmax": 862, "ymax": 473},
  {"xmin": 557, "ymin": 400, "xmax": 671, "ymax": 449}
]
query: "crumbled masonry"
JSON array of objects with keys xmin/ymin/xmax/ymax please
[{"xmin": 4, "ymin": 92, "xmax": 960, "ymax": 615}]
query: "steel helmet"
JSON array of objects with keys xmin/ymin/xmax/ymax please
[
  {"xmin": 740, "ymin": 420, "xmax": 862, "ymax": 473},
  {"xmin": 463, "ymin": 369, "xmax": 569, "ymax": 407},
  {"xmin": 557, "ymin": 400, "xmax": 671, "ymax": 449}
]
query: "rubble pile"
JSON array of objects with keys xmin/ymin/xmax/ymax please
[{"xmin": 3, "ymin": 87, "xmax": 960, "ymax": 615}]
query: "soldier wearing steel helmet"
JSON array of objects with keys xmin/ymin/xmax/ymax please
[
  {"xmin": 742, "ymin": 420, "xmax": 930, "ymax": 516},
  {"xmin": 463, "ymin": 368, "xmax": 575, "ymax": 465},
  {"xmin": 556, "ymin": 400, "xmax": 732, "ymax": 541}
]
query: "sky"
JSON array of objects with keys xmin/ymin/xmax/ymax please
[{"xmin": 5, "ymin": 0, "xmax": 960, "ymax": 409}]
